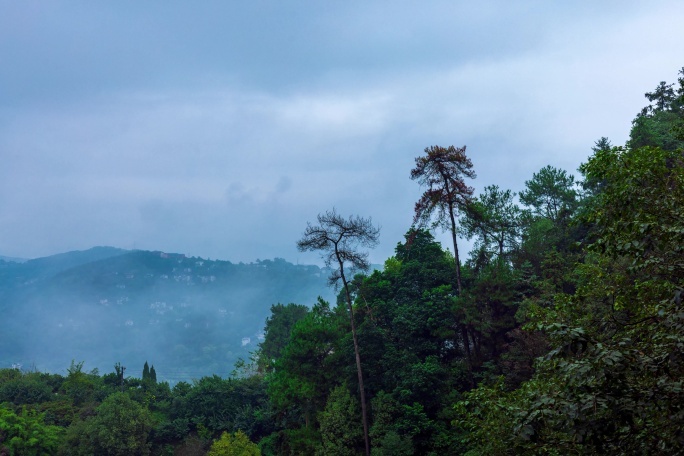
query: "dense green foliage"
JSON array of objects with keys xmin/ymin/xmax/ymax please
[
  {"xmin": 0, "ymin": 404, "xmax": 64, "ymax": 456},
  {"xmin": 1, "ymin": 67, "xmax": 682, "ymax": 455},
  {"xmin": 453, "ymin": 69, "xmax": 684, "ymax": 455},
  {"xmin": 207, "ymin": 430, "xmax": 261, "ymax": 456}
]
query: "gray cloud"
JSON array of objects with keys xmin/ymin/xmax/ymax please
[{"xmin": 1, "ymin": 1, "xmax": 683, "ymax": 264}]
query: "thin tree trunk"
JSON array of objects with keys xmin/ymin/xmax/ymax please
[
  {"xmin": 448, "ymin": 202, "xmax": 462, "ymax": 295},
  {"xmin": 444, "ymin": 185, "xmax": 471, "ymax": 386},
  {"xmin": 339, "ymin": 260, "xmax": 371, "ymax": 456}
]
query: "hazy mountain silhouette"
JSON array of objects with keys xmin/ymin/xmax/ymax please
[{"xmin": 0, "ymin": 247, "xmax": 333, "ymax": 382}]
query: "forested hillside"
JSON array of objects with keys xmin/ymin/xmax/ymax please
[
  {"xmin": 0, "ymin": 249, "xmax": 333, "ymax": 381},
  {"xmin": 1, "ymin": 67, "xmax": 682, "ymax": 455}
]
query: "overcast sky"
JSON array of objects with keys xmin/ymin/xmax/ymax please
[{"xmin": 1, "ymin": 1, "xmax": 683, "ymax": 265}]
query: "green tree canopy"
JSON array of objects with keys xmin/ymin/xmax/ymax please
[
  {"xmin": 519, "ymin": 165, "xmax": 577, "ymax": 224},
  {"xmin": 460, "ymin": 185, "xmax": 522, "ymax": 264},
  {"xmin": 207, "ymin": 430, "xmax": 261, "ymax": 456},
  {"xmin": 628, "ymin": 67, "xmax": 684, "ymax": 151},
  {"xmin": 60, "ymin": 392, "xmax": 152, "ymax": 456},
  {"xmin": 0, "ymin": 405, "xmax": 64, "ymax": 456},
  {"xmin": 455, "ymin": 142, "xmax": 684, "ymax": 454},
  {"xmin": 258, "ymin": 303, "xmax": 309, "ymax": 372}
]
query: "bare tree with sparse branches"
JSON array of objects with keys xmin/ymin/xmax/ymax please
[{"xmin": 297, "ymin": 209, "xmax": 380, "ymax": 456}]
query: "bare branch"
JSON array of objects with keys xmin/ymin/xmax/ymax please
[{"xmin": 297, "ymin": 208, "xmax": 380, "ymax": 287}]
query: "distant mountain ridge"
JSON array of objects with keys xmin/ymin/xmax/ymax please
[
  {"xmin": 0, "ymin": 247, "xmax": 334, "ymax": 382},
  {"xmin": 0, "ymin": 246, "xmax": 128, "ymax": 282},
  {"xmin": 0, "ymin": 255, "xmax": 27, "ymax": 263}
]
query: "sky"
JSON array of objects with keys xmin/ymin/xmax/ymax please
[{"xmin": 1, "ymin": 1, "xmax": 683, "ymax": 266}]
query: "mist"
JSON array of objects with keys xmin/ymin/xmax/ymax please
[{"xmin": 0, "ymin": 248, "xmax": 334, "ymax": 383}]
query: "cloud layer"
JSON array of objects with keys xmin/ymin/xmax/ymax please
[{"xmin": 1, "ymin": 1, "xmax": 683, "ymax": 264}]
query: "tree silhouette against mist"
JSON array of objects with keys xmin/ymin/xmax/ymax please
[{"xmin": 297, "ymin": 209, "xmax": 380, "ymax": 456}]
